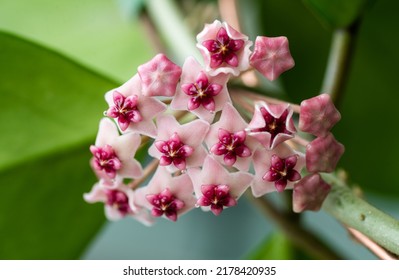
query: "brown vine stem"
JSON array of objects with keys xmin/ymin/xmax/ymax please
[
  {"xmin": 129, "ymin": 159, "xmax": 159, "ymax": 190},
  {"xmin": 246, "ymin": 193, "xmax": 341, "ymax": 259}
]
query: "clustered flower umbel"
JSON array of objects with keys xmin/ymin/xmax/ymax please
[{"xmin": 84, "ymin": 20, "xmax": 344, "ymax": 224}]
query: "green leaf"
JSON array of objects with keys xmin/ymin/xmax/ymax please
[
  {"xmin": 0, "ymin": 31, "xmax": 147, "ymax": 259},
  {"xmin": 247, "ymin": 232, "xmax": 312, "ymax": 260},
  {"xmin": 0, "ymin": 0, "xmax": 154, "ymax": 82},
  {"xmin": 302, "ymin": 0, "xmax": 374, "ymax": 28}
]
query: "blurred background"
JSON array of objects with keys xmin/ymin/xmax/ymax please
[{"xmin": 0, "ymin": 0, "xmax": 398, "ymax": 259}]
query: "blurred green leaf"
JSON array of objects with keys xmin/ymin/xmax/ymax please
[
  {"xmin": 0, "ymin": 31, "xmax": 145, "ymax": 259},
  {"xmin": 0, "ymin": 0, "xmax": 154, "ymax": 82},
  {"xmin": 247, "ymin": 231, "xmax": 312, "ymax": 260},
  {"xmin": 302, "ymin": 0, "xmax": 374, "ymax": 28}
]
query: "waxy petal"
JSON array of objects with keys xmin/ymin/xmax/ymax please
[
  {"xmin": 171, "ymin": 56, "xmax": 230, "ymax": 123},
  {"xmin": 250, "ymin": 36, "xmax": 295, "ymax": 81},
  {"xmin": 196, "ymin": 20, "xmax": 253, "ymax": 76},
  {"xmin": 299, "ymin": 93, "xmax": 341, "ymax": 137},
  {"xmin": 293, "ymin": 173, "xmax": 331, "ymax": 213},
  {"xmin": 138, "ymin": 53, "xmax": 182, "ymax": 97}
]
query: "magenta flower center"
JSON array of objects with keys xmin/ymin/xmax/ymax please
[
  {"xmin": 105, "ymin": 189, "xmax": 131, "ymax": 216},
  {"xmin": 197, "ymin": 184, "xmax": 237, "ymax": 216},
  {"xmin": 90, "ymin": 144, "xmax": 122, "ymax": 179},
  {"xmin": 252, "ymin": 107, "xmax": 292, "ymax": 148},
  {"xmin": 155, "ymin": 132, "xmax": 194, "ymax": 170},
  {"xmin": 181, "ymin": 72, "xmax": 222, "ymax": 112},
  {"xmin": 263, "ymin": 154, "xmax": 301, "ymax": 192},
  {"xmin": 211, "ymin": 129, "xmax": 251, "ymax": 166},
  {"xmin": 146, "ymin": 188, "xmax": 185, "ymax": 222},
  {"xmin": 202, "ymin": 27, "xmax": 244, "ymax": 68},
  {"xmin": 106, "ymin": 91, "xmax": 142, "ymax": 131}
]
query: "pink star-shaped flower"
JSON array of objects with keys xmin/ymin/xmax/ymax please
[
  {"xmin": 205, "ymin": 103, "xmax": 258, "ymax": 171},
  {"xmin": 90, "ymin": 118, "xmax": 143, "ymax": 187},
  {"xmin": 251, "ymin": 143, "xmax": 305, "ymax": 197},
  {"xmin": 105, "ymin": 74, "xmax": 167, "ymax": 138},
  {"xmin": 171, "ymin": 56, "xmax": 230, "ymax": 122},
  {"xmin": 134, "ymin": 167, "xmax": 196, "ymax": 222},
  {"xmin": 247, "ymin": 101, "xmax": 296, "ymax": 149},
  {"xmin": 292, "ymin": 173, "xmax": 331, "ymax": 213},
  {"xmin": 137, "ymin": 53, "xmax": 182, "ymax": 97},
  {"xmin": 148, "ymin": 115, "xmax": 209, "ymax": 172},
  {"xmin": 84, "ymin": 182, "xmax": 153, "ymax": 225},
  {"xmin": 188, "ymin": 156, "xmax": 253, "ymax": 215},
  {"xmin": 306, "ymin": 132, "xmax": 345, "ymax": 173},
  {"xmin": 299, "ymin": 93, "xmax": 341, "ymax": 137},
  {"xmin": 250, "ymin": 36, "xmax": 295, "ymax": 81},
  {"xmin": 196, "ymin": 20, "xmax": 252, "ymax": 76}
]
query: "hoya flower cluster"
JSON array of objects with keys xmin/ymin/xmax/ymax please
[{"xmin": 84, "ymin": 20, "xmax": 344, "ymax": 224}]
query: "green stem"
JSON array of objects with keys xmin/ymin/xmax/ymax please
[
  {"xmin": 145, "ymin": 0, "xmax": 201, "ymax": 64},
  {"xmin": 322, "ymin": 174, "xmax": 399, "ymax": 256},
  {"xmin": 321, "ymin": 22, "xmax": 359, "ymax": 108}
]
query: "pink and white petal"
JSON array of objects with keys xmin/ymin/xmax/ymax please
[
  {"xmin": 83, "ymin": 183, "xmax": 107, "ymax": 204},
  {"xmin": 95, "ymin": 118, "xmax": 119, "ymax": 147},
  {"xmin": 104, "ymin": 205, "xmax": 124, "ymax": 221},
  {"xmin": 185, "ymin": 146, "xmax": 208, "ymax": 169},
  {"xmin": 178, "ymin": 119, "xmax": 210, "ymax": 147},
  {"xmin": 168, "ymin": 174, "xmax": 197, "ymax": 215},
  {"xmin": 226, "ymin": 171, "xmax": 253, "ymax": 198},
  {"xmin": 124, "ymin": 118, "xmax": 158, "ymax": 138}
]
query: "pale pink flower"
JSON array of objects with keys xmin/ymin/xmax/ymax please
[
  {"xmin": 90, "ymin": 118, "xmax": 143, "ymax": 187},
  {"xmin": 251, "ymin": 143, "xmax": 305, "ymax": 197},
  {"xmin": 171, "ymin": 57, "xmax": 230, "ymax": 122},
  {"xmin": 196, "ymin": 20, "xmax": 252, "ymax": 76},
  {"xmin": 148, "ymin": 115, "xmax": 209, "ymax": 172},
  {"xmin": 137, "ymin": 53, "xmax": 182, "ymax": 97},
  {"xmin": 134, "ymin": 167, "xmax": 196, "ymax": 222},
  {"xmin": 306, "ymin": 133, "xmax": 345, "ymax": 173},
  {"xmin": 293, "ymin": 173, "xmax": 331, "ymax": 213},
  {"xmin": 299, "ymin": 93, "xmax": 341, "ymax": 137},
  {"xmin": 84, "ymin": 183, "xmax": 153, "ymax": 225},
  {"xmin": 205, "ymin": 103, "xmax": 258, "ymax": 171},
  {"xmin": 247, "ymin": 101, "xmax": 296, "ymax": 149},
  {"xmin": 250, "ymin": 36, "xmax": 295, "ymax": 81},
  {"xmin": 188, "ymin": 156, "xmax": 253, "ymax": 215},
  {"xmin": 105, "ymin": 74, "xmax": 166, "ymax": 137}
]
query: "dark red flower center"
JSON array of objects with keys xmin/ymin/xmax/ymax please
[
  {"xmin": 107, "ymin": 91, "xmax": 142, "ymax": 131},
  {"xmin": 263, "ymin": 154, "xmax": 301, "ymax": 192},
  {"xmin": 155, "ymin": 132, "xmax": 194, "ymax": 170},
  {"xmin": 210, "ymin": 128, "xmax": 251, "ymax": 166},
  {"xmin": 181, "ymin": 72, "xmax": 222, "ymax": 112},
  {"xmin": 196, "ymin": 184, "xmax": 237, "ymax": 216},
  {"xmin": 202, "ymin": 27, "xmax": 244, "ymax": 68},
  {"xmin": 146, "ymin": 188, "xmax": 185, "ymax": 222},
  {"xmin": 105, "ymin": 189, "xmax": 132, "ymax": 216},
  {"xmin": 251, "ymin": 107, "xmax": 292, "ymax": 148},
  {"xmin": 90, "ymin": 144, "xmax": 122, "ymax": 179}
]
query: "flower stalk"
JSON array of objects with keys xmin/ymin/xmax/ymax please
[{"xmin": 322, "ymin": 173, "xmax": 399, "ymax": 256}]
